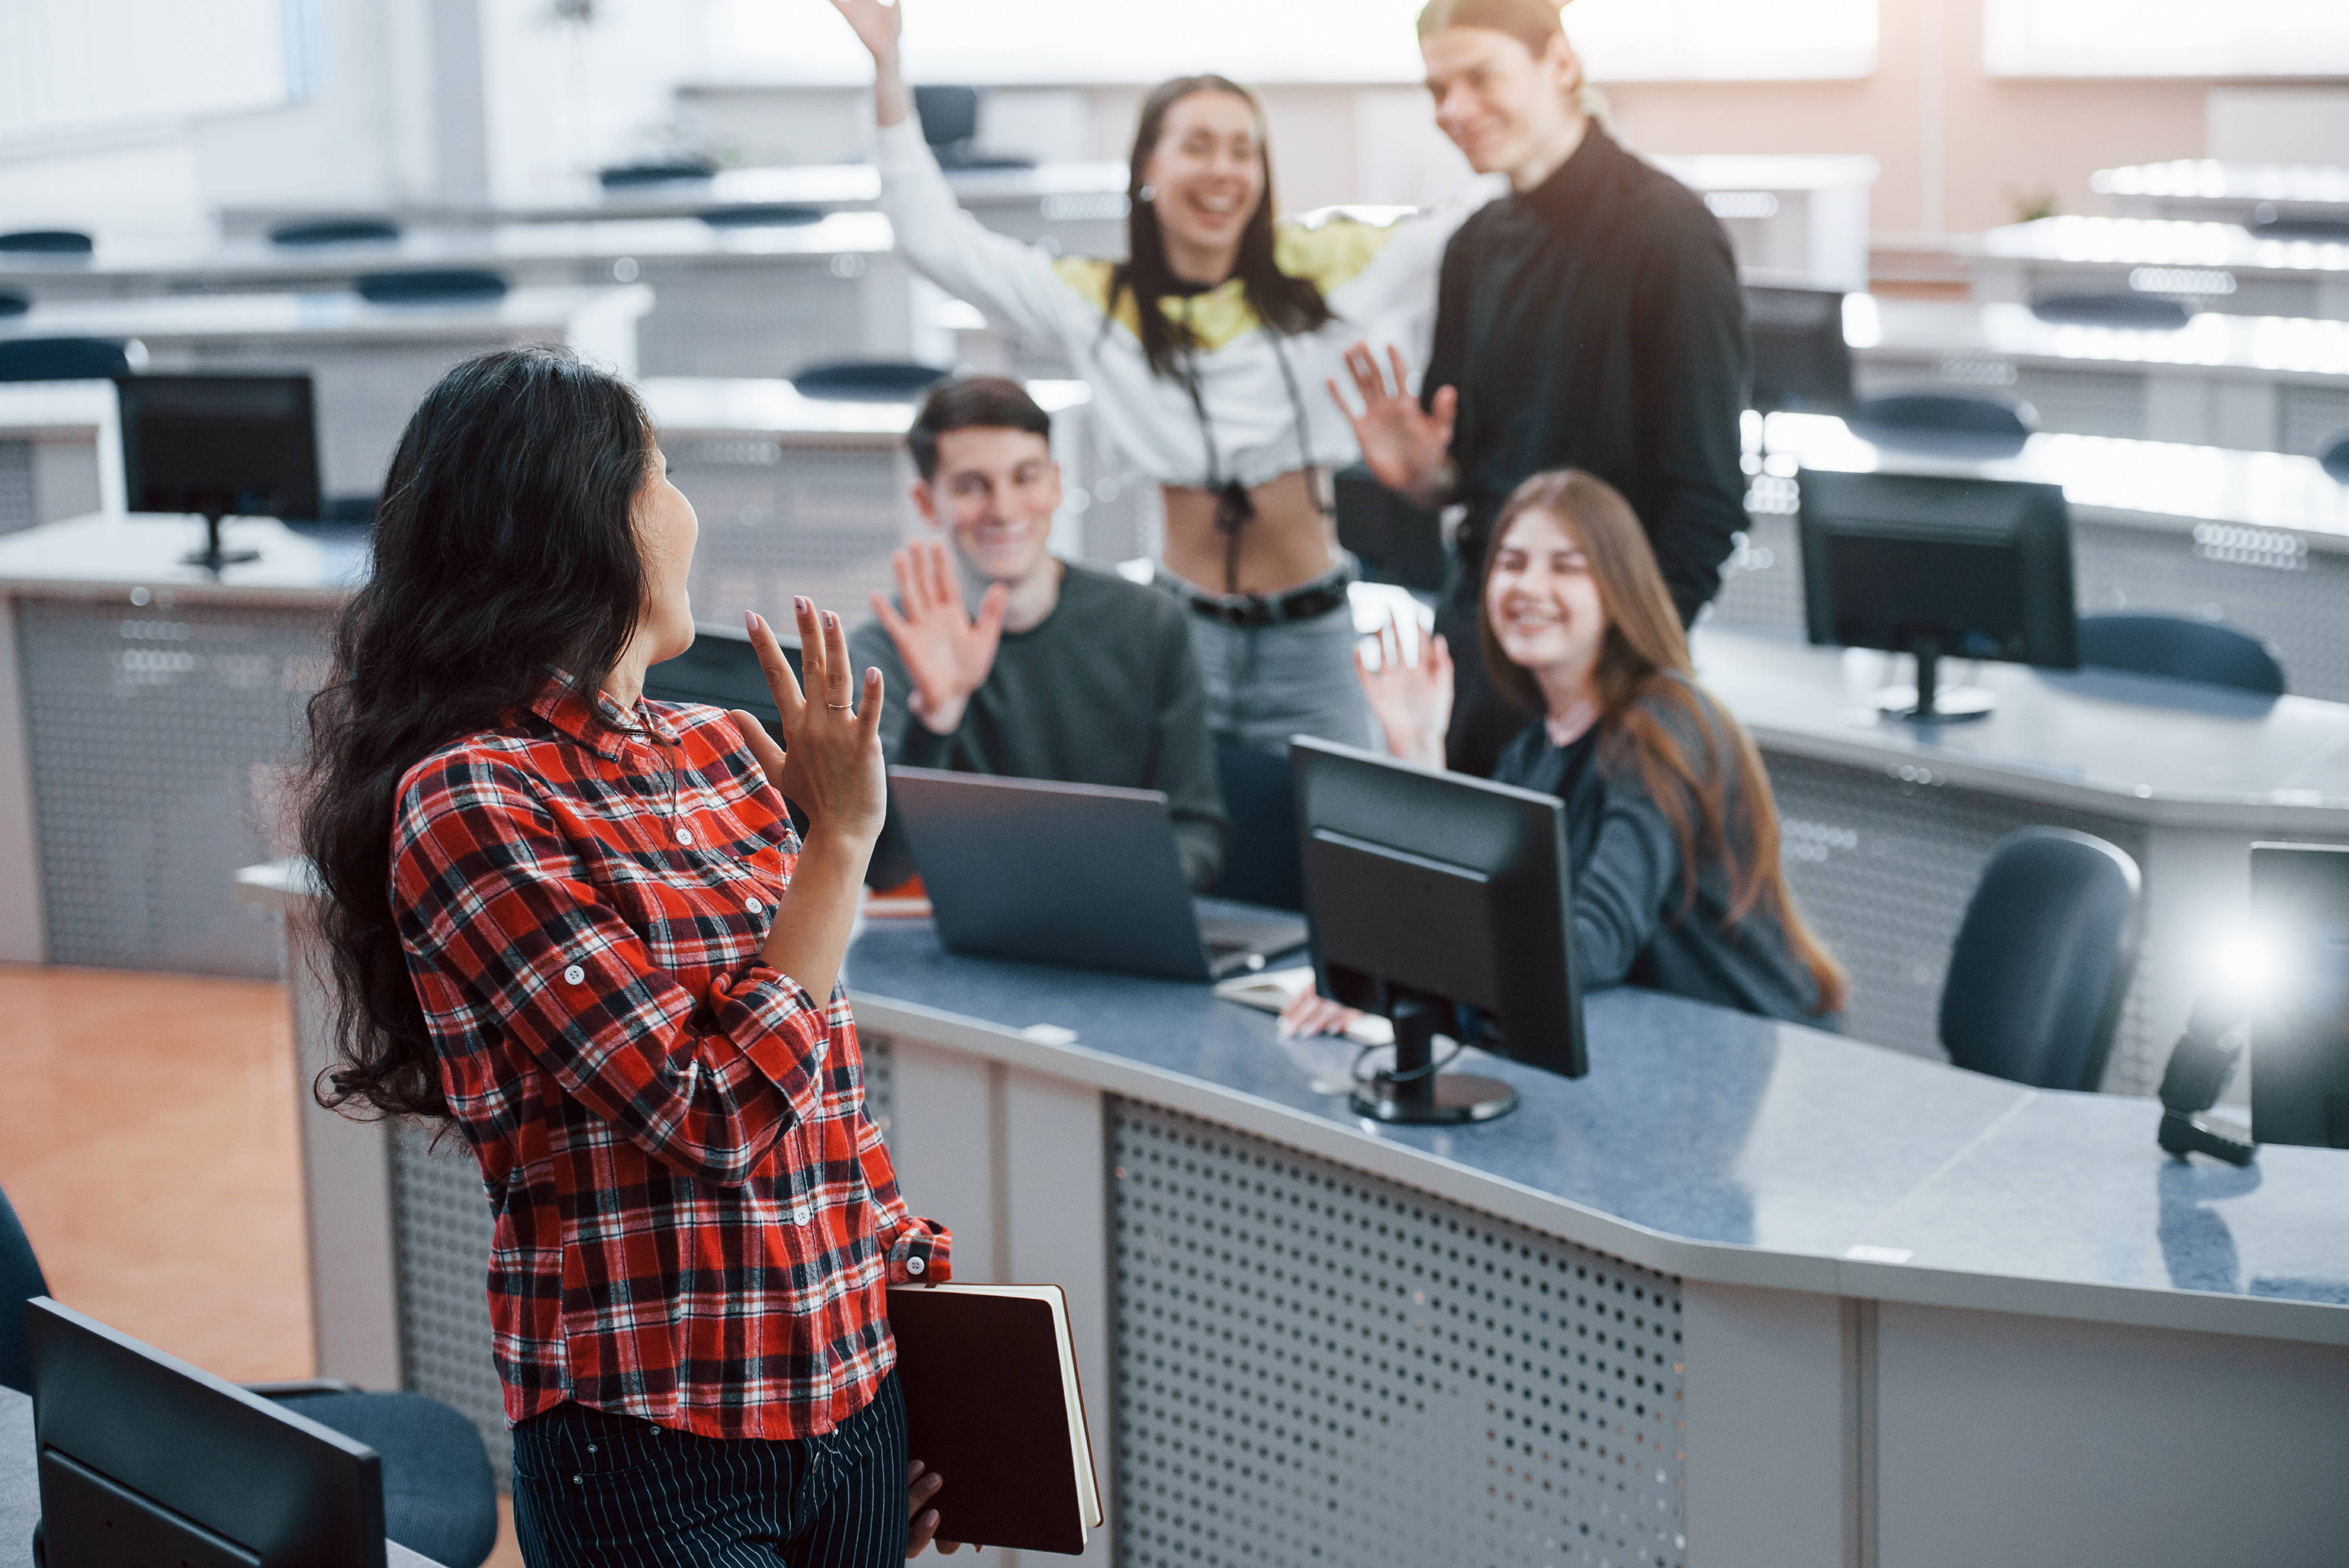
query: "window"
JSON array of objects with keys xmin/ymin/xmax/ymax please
[
  {"xmin": 717, "ymin": 0, "xmax": 1877, "ymax": 85},
  {"xmin": 1985, "ymin": 0, "xmax": 2349, "ymax": 77},
  {"xmin": 0, "ymin": 0, "xmax": 320, "ymax": 149}
]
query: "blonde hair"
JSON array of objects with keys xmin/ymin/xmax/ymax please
[{"xmin": 1416, "ymin": 0, "xmax": 1610, "ymax": 126}]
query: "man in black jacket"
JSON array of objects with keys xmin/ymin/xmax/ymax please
[{"xmin": 1335, "ymin": 0, "xmax": 1749, "ymax": 776}]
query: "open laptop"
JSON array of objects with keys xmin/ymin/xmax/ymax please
[{"xmin": 888, "ymin": 766, "xmax": 1309, "ymax": 982}]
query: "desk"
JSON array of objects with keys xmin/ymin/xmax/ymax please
[
  {"xmin": 1853, "ymin": 296, "xmax": 2349, "ymax": 456},
  {"xmin": 0, "ymin": 285, "xmax": 650, "ymax": 500},
  {"xmin": 0, "ymin": 213, "xmax": 915, "ymax": 383},
  {"xmin": 2094, "ymin": 160, "xmax": 2349, "ymax": 226},
  {"xmin": 1715, "ymin": 413, "xmax": 2349, "ymax": 706},
  {"xmin": 240, "ymin": 856, "xmax": 2349, "ymax": 1568},
  {"xmin": 0, "ymin": 383, "xmax": 121, "ymax": 535},
  {"xmin": 0, "ymin": 1386, "xmax": 446, "ymax": 1568},
  {"xmin": 1960, "ymin": 215, "xmax": 2349, "ymax": 322},
  {"xmin": 1648, "ymin": 153, "xmax": 1879, "ymax": 292}
]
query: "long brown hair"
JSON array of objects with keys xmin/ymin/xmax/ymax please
[
  {"xmin": 1479, "ymin": 470, "xmax": 1849, "ymax": 1014},
  {"xmin": 1110, "ymin": 75, "xmax": 1335, "ymax": 379}
]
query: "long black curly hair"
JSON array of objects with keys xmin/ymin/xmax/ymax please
[{"xmin": 296, "ymin": 345, "xmax": 655, "ymax": 1120}]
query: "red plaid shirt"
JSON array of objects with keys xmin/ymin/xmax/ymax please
[{"xmin": 391, "ymin": 676, "xmax": 950, "ymax": 1440}]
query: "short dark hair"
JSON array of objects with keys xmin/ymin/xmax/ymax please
[{"xmin": 908, "ymin": 375, "xmax": 1052, "ymax": 482}]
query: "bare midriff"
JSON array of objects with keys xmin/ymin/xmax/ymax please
[{"xmin": 1158, "ymin": 468, "xmax": 1339, "ymax": 599}]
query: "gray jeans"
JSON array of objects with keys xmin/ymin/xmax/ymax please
[{"xmin": 1172, "ymin": 586, "xmax": 1378, "ymax": 756}]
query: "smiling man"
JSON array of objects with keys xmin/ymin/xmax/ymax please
[{"xmin": 850, "ymin": 376, "xmax": 1227, "ymax": 890}]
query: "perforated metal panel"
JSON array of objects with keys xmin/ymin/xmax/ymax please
[
  {"xmin": 0, "ymin": 439, "xmax": 35, "ymax": 534},
  {"xmin": 1707, "ymin": 507, "xmax": 1803, "ymax": 636},
  {"xmin": 1112, "ymin": 1101, "xmax": 1689, "ymax": 1568},
  {"xmin": 1767, "ymin": 753, "xmax": 2158, "ymax": 1091},
  {"xmin": 16, "ymin": 596, "xmax": 334, "ymax": 975},
  {"xmin": 2012, "ymin": 366, "xmax": 2149, "ymax": 440},
  {"xmin": 670, "ymin": 441, "xmax": 916, "ymax": 623},
  {"xmin": 635, "ymin": 264, "xmax": 881, "ymax": 378},
  {"xmin": 2279, "ymin": 384, "xmax": 2349, "ymax": 458},
  {"xmin": 390, "ymin": 1125, "xmax": 511, "ymax": 1483}
]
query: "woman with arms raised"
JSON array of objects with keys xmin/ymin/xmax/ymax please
[
  {"xmin": 828, "ymin": 0, "xmax": 1494, "ymax": 754},
  {"xmin": 1288, "ymin": 470, "xmax": 1846, "ymax": 1037},
  {"xmin": 299, "ymin": 346, "xmax": 958, "ymax": 1565}
]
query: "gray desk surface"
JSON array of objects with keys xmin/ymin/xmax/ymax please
[
  {"xmin": 842, "ymin": 918, "xmax": 2349, "ymax": 1346},
  {"xmin": 0, "ymin": 514, "xmax": 367, "ymax": 604},
  {"xmin": 639, "ymin": 374, "xmax": 1091, "ymax": 438},
  {"xmin": 1956, "ymin": 213, "xmax": 2349, "ymax": 278},
  {"xmin": 0, "ymin": 1387, "xmax": 443, "ymax": 1568},
  {"xmin": 0, "ymin": 283, "xmax": 651, "ymax": 346},
  {"xmin": 1858, "ymin": 295, "xmax": 2349, "ymax": 387}
]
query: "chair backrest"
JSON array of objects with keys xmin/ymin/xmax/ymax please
[
  {"xmin": 913, "ymin": 85, "xmax": 982, "ymax": 149},
  {"xmin": 354, "ymin": 269, "xmax": 508, "ymax": 305},
  {"xmin": 1206, "ymin": 742, "xmax": 1304, "ymax": 912},
  {"xmin": 1939, "ymin": 827, "xmax": 2142, "ymax": 1090},
  {"xmin": 2029, "ymin": 291, "xmax": 2192, "ymax": 330},
  {"xmin": 2247, "ymin": 212, "xmax": 2349, "ymax": 244},
  {"xmin": 1850, "ymin": 392, "xmax": 2036, "ymax": 456},
  {"xmin": 0, "ymin": 1178, "xmax": 51, "ymax": 1394},
  {"xmin": 0, "ymin": 289, "xmax": 28, "ymax": 319},
  {"xmin": 270, "ymin": 217, "xmax": 401, "ymax": 247},
  {"xmin": 0, "ymin": 336, "xmax": 132, "ymax": 382},
  {"xmin": 2319, "ymin": 431, "xmax": 2349, "ymax": 485},
  {"xmin": 2077, "ymin": 612, "xmax": 2286, "ymax": 697},
  {"xmin": 0, "ymin": 229, "xmax": 93, "ymax": 255},
  {"xmin": 700, "ymin": 203, "xmax": 824, "ymax": 230},
  {"xmin": 790, "ymin": 360, "xmax": 951, "ymax": 402},
  {"xmin": 600, "ymin": 158, "xmax": 717, "ymax": 189}
]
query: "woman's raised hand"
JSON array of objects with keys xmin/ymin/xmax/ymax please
[
  {"xmin": 1327, "ymin": 342, "xmax": 1457, "ymax": 512},
  {"xmin": 1355, "ymin": 612, "xmax": 1452, "ymax": 768},
  {"xmin": 729, "ymin": 599, "xmax": 887, "ymax": 847},
  {"xmin": 829, "ymin": 0, "xmax": 904, "ymax": 65}
]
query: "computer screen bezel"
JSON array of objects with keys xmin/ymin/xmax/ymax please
[{"xmin": 112, "ymin": 372, "xmax": 324, "ymax": 525}]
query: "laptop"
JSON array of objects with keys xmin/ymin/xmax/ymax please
[{"xmin": 888, "ymin": 766, "xmax": 1309, "ymax": 982}]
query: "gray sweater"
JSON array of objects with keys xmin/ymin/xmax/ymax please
[
  {"xmin": 851, "ymin": 562, "xmax": 1227, "ymax": 892},
  {"xmin": 1493, "ymin": 683, "xmax": 1835, "ymax": 1028}
]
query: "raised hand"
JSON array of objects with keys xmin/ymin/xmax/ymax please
[
  {"xmin": 870, "ymin": 538, "xmax": 1010, "ymax": 737},
  {"xmin": 828, "ymin": 0, "xmax": 903, "ymax": 63},
  {"xmin": 730, "ymin": 598, "xmax": 886, "ymax": 846},
  {"xmin": 1355, "ymin": 611, "xmax": 1452, "ymax": 768},
  {"xmin": 1327, "ymin": 342, "xmax": 1457, "ymax": 511}
]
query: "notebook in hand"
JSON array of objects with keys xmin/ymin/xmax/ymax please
[{"xmin": 888, "ymin": 1283, "xmax": 1102, "ymax": 1555}]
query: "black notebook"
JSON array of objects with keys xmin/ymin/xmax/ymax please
[{"xmin": 887, "ymin": 1284, "xmax": 1102, "ymax": 1555}]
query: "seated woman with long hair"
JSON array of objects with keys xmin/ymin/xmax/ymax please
[
  {"xmin": 299, "ymin": 346, "xmax": 956, "ymax": 1565},
  {"xmin": 1287, "ymin": 469, "xmax": 1846, "ymax": 1036}
]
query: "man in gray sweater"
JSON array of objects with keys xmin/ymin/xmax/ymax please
[{"xmin": 851, "ymin": 377, "xmax": 1227, "ymax": 890}]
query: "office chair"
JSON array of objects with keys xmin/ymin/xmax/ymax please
[
  {"xmin": 270, "ymin": 217, "xmax": 401, "ymax": 247},
  {"xmin": 601, "ymin": 158, "xmax": 718, "ymax": 188},
  {"xmin": 0, "ymin": 230, "xmax": 93, "ymax": 255},
  {"xmin": 1939, "ymin": 827, "xmax": 2141, "ymax": 1091},
  {"xmin": 0, "ymin": 1175, "xmax": 500, "ymax": 1567},
  {"xmin": 1848, "ymin": 391, "xmax": 2036, "ymax": 458},
  {"xmin": 1207, "ymin": 743, "xmax": 1306, "ymax": 912},
  {"xmin": 2077, "ymin": 612, "xmax": 2286, "ymax": 698},
  {"xmin": 2319, "ymin": 431, "xmax": 2349, "ymax": 485},
  {"xmin": 792, "ymin": 360, "xmax": 952, "ymax": 401},
  {"xmin": 354, "ymin": 269, "xmax": 509, "ymax": 305},
  {"xmin": 2029, "ymin": 292, "xmax": 2192, "ymax": 330},
  {"xmin": 702, "ymin": 203, "xmax": 824, "ymax": 229},
  {"xmin": 2246, "ymin": 210, "xmax": 2349, "ymax": 244},
  {"xmin": 0, "ymin": 337, "xmax": 132, "ymax": 382},
  {"xmin": 912, "ymin": 85, "xmax": 1036, "ymax": 171},
  {"xmin": 0, "ymin": 290, "xmax": 27, "ymax": 319}
]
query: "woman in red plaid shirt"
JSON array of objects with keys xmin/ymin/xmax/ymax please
[{"xmin": 300, "ymin": 347, "xmax": 962, "ymax": 1565}]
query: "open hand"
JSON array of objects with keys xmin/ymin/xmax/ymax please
[
  {"xmin": 1327, "ymin": 342, "xmax": 1457, "ymax": 511},
  {"xmin": 729, "ymin": 598, "xmax": 887, "ymax": 846},
  {"xmin": 907, "ymin": 1459, "xmax": 970, "ymax": 1557},
  {"xmin": 828, "ymin": 0, "xmax": 904, "ymax": 63},
  {"xmin": 870, "ymin": 538, "xmax": 1009, "ymax": 737},
  {"xmin": 1355, "ymin": 611, "xmax": 1452, "ymax": 768}
]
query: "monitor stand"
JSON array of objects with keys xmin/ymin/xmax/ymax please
[
  {"xmin": 182, "ymin": 512, "xmax": 260, "ymax": 574},
  {"xmin": 1349, "ymin": 993, "xmax": 1518, "ymax": 1126},
  {"xmin": 1876, "ymin": 640, "xmax": 1992, "ymax": 724}
]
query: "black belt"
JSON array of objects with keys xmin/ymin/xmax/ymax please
[{"xmin": 1166, "ymin": 572, "xmax": 1354, "ymax": 629}]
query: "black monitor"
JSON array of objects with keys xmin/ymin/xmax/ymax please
[
  {"xmin": 27, "ymin": 1297, "xmax": 387, "ymax": 1567},
  {"xmin": 1290, "ymin": 737, "xmax": 1584, "ymax": 1125},
  {"xmin": 2248, "ymin": 842, "xmax": 2349, "ymax": 1150},
  {"xmin": 1798, "ymin": 467, "xmax": 2078, "ymax": 723},
  {"xmin": 1333, "ymin": 463, "xmax": 1446, "ymax": 591},
  {"xmin": 1746, "ymin": 284, "xmax": 1854, "ymax": 419},
  {"xmin": 114, "ymin": 373, "xmax": 322, "ymax": 573},
  {"xmin": 642, "ymin": 620, "xmax": 803, "ymax": 734}
]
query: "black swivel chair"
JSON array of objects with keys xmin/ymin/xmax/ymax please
[
  {"xmin": 1938, "ymin": 827, "xmax": 2142, "ymax": 1091},
  {"xmin": 0, "ymin": 230, "xmax": 93, "ymax": 255},
  {"xmin": 702, "ymin": 204, "xmax": 824, "ymax": 229},
  {"xmin": 2318, "ymin": 431, "xmax": 2349, "ymax": 485},
  {"xmin": 2077, "ymin": 612, "xmax": 2286, "ymax": 698},
  {"xmin": 792, "ymin": 361, "xmax": 952, "ymax": 401},
  {"xmin": 0, "ymin": 337, "xmax": 132, "ymax": 382},
  {"xmin": 270, "ymin": 217, "xmax": 401, "ymax": 247},
  {"xmin": 0, "ymin": 1177, "xmax": 499, "ymax": 1567},
  {"xmin": 2029, "ymin": 292, "xmax": 2192, "ymax": 330},
  {"xmin": 354, "ymin": 269, "xmax": 509, "ymax": 305},
  {"xmin": 1849, "ymin": 391, "xmax": 2036, "ymax": 458},
  {"xmin": 0, "ymin": 290, "xmax": 28, "ymax": 319},
  {"xmin": 912, "ymin": 86, "xmax": 1036, "ymax": 172},
  {"xmin": 1206, "ymin": 743, "xmax": 1306, "ymax": 913}
]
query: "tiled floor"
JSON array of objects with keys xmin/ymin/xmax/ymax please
[{"xmin": 0, "ymin": 964, "xmax": 524, "ymax": 1568}]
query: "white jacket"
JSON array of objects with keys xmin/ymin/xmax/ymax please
[{"xmin": 875, "ymin": 118, "xmax": 1499, "ymax": 490}]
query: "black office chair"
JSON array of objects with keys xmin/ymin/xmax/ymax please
[
  {"xmin": 2318, "ymin": 430, "xmax": 2349, "ymax": 485},
  {"xmin": 0, "ymin": 230, "xmax": 93, "ymax": 255},
  {"xmin": 1207, "ymin": 742, "xmax": 1305, "ymax": 913},
  {"xmin": 0, "ymin": 1176, "xmax": 499, "ymax": 1566},
  {"xmin": 0, "ymin": 289, "xmax": 28, "ymax": 319},
  {"xmin": 1848, "ymin": 391, "xmax": 2036, "ymax": 458},
  {"xmin": 702, "ymin": 204, "xmax": 824, "ymax": 229},
  {"xmin": 601, "ymin": 158, "xmax": 718, "ymax": 189},
  {"xmin": 2078, "ymin": 612, "xmax": 2286, "ymax": 698},
  {"xmin": 912, "ymin": 85, "xmax": 1036, "ymax": 172},
  {"xmin": 1939, "ymin": 827, "xmax": 2141, "ymax": 1091},
  {"xmin": 0, "ymin": 337, "xmax": 132, "ymax": 382},
  {"xmin": 354, "ymin": 269, "xmax": 509, "ymax": 305},
  {"xmin": 2029, "ymin": 292, "xmax": 2192, "ymax": 330},
  {"xmin": 270, "ymin": 217, "xmax": 401, "ymax": 247},
  {"xmin": 792, "ymin": 360, "xmax": 952, "ymax": 401},
  {"xmin": 2246, "ymin": 208, "xmax": 2349, "ymax": 244}
]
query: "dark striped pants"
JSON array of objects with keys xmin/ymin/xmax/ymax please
[{"xmin": 510, "ymin": 1374, "xmax": 908, "ymax": 1568}]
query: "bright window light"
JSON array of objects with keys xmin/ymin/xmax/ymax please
[
  {"xmin": 719, "ymin": 0, "xmax": 1877, "ymax": 85},
  {"xmin": 1985, "ymin": 0, "xmax": 2349, "ymax": 76},
  {"xmin": 0, "ymin": 0, "xmax": 318, "ymax": 149}
]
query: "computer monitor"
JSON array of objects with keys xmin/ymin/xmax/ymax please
[
  {"xmin": 1746, "ymin": 284, "xmax": 1854, "ymax": 420},
  {"xmin": 1798, "ymin": 467, "xmax": 2078, "ymax": 723},
  {"xmin": 2248, "ymin": 842, "xmax": 2349, "ymax": 1150},
  {"xmin": 114, "ymin": 373, "xmax": 322, "ymax": 573},
  {"xmin": 27, "ymin": 1296, "xmax": 386, "ymax": 1568},
  {"xmin": 1290, "ymin": 737, "xmax": 1585, "ymax": 1125}
]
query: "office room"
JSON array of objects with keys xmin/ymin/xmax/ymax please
[{"xmin": 3, "ymin": 0, "xmax": 2348, "ymax": 1562}]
